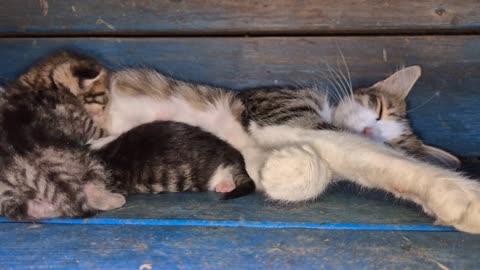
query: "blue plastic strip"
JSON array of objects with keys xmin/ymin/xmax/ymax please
[{"xmin": 0, "ymin": 217, "xmax": 456, "ymax": 232}]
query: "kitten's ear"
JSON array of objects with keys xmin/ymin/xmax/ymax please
[
  {"xmin": 72, "ymin": 65, "xmax": 105, "ymax": 88},
  {"xmin": 420, "ymin": 144, "xmax": 461, "ymax": 170},
  {"xmin": 372, "ymin": 65, "xmax": 422, "ymax": 99}
]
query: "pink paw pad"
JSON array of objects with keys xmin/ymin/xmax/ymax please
[{"xmin": 215, "ymin": 181, "xmax": 236, "ymax": 193}]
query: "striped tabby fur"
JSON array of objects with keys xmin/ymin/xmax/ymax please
[
  {"xmin": 0, "ymin": 52, "xmax": 125, "ymax": 221},
  {"xmin": 79, "ymin": 55, "xmax": 480, "ymax": 234},
  {"xmin": 94, "ymin": 121, "xmax": 255, "ymax": 199}
]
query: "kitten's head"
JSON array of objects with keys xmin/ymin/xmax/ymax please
[
  {"xmin": 17, "ymin": 51, "xmax": 110, "ymax": 123},
  {"xmin": 332, "ymin": 66, "xmax": 460, "ymax": 169}
]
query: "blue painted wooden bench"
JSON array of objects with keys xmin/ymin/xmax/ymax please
[{"xmin": 1, "ymin": 1, "xmax": 480, "ymax": 269}]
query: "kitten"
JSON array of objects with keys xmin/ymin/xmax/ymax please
[
  {"xmin": 88, "ymin": 64, "xmax": 480, "ymax": 234},
  {"xmin": 93, "ymin": 121, "xmax": 255, "ymax": 199},
  {"xmin": 0, "ymin": 52, "xmax": 125, "ymax": 221}
]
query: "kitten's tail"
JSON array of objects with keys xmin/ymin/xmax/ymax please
[{"xmin": 220, "ymin": 165, "xmax": 256, "ymax": 200}]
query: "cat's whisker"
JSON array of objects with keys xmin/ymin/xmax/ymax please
[
  {"xmin": 338, "ymin": 49, "xmax": 354, "ymax": 99},
  {"xmin": 317, "ymin": 69, "xmax": 345, "ymax": 104},
  {"xmin": 335, "ymin": 54, "xmax": 353, "ymax": 98},
  {"xmin": 314, "ymin": 79, "xmax": 340, "ymax": 104},
  {"xmin": 319, "ymin": 57, "xmax": 351, "ymax": 102},
  {"xmin": 323, "ymin": 62, "xmax": 349, "ymax": 100},
  {"xmin": 333, "ymin": 56, "xmax": 355, "ymax": 108},
  {"xmin": 322, "ymin": 85, "xmax": 340, "ymax": 104}
]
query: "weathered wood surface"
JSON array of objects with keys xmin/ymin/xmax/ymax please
[
  {"xmin": 0, "ymin": 0, "xmax": 479, "ymax": 36},
  {"xmin": 0, "ymin": 191, "xmax": 435, "ymax": 226},
  {"xmin": 75, "ymin": 192, "xmax": 435, "ymax": 226},
  {"xmin": 1, "ymin": 223, "xmax": 478, "ymax": 270},
  {"xmin": 0, "ymin": 36, "xmax": 479, "ymax": 155}
]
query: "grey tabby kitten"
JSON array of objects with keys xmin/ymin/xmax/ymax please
[
  {"xmin": 94, "ymin": 121, "xmax": 255, "ymax": 199},
  {"xmin": 0, "ymin": 52, "xmax": 126, "ymax": 221}
]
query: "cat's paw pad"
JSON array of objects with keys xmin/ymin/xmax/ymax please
[
  {"xmin": 260, "ymin": 144, "xmax": 331, "ymax": 202},
  {"xmin": 428, "ymin": 179, "xmax": 480, "ymax": 234},
  {"xmin": 215, "ymin": 181, "xmax": 236, "ymax": 193},
  {"xmin": 84, "ymin": 182, "xmax": 126, "ymax": 211}
]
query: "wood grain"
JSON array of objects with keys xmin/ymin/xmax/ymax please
[
  {"xmin": 0, "ymin": 0, "xmax": 479, "ymax": 35},
  {"xmin": 95, "ymin": 192, "xmax": 432, "ymax": 225},
  {"xmin": 0, "ymin": 36, "xmax": 478, "ymax": 155},
  {"xmin": 1, "ymin": 223, "xmax": 478, "ymax": 269}
]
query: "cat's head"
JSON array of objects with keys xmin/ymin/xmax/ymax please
[
  {"xmin": 332, "ymin": 66, "xmax": 460, "ymax": 169},
  {"xmin": 17, "ymin": 51, "xmax": 110, "ymax": 124}
]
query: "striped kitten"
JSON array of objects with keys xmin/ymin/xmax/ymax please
[
  {"xmin": 0, "ymin": 52, "xmax": 125, "ymax": 221},
  {"xmin": 88, "ymin": 64, "xmax": 480, "ymax": 234},
  {"xmin": 94, "ymin": 121, "xmax": 255, "ymax": 199}
]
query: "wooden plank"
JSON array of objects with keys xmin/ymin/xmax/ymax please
[
  {"xmin": 0, "ymin": 190, "xmax": 433, "ymax": 226},
  {"xmin": 1, "ymin": 223, "xmax": 479, "ymax": 269},
  {"xmin": 89, "ymin": 192, "xmax": 434, "ymax": 226},
  {"xmin": 0, "ymin": 0, "xmax": 479, "ymax": 35},
  {"xmin": 0, "ymin": 36, "xmax": 478, "ymax": 155}
]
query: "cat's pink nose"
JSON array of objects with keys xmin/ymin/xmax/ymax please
[{"xmin": 362, "ymin": 127, "xmax": 374, "ymax": 137}]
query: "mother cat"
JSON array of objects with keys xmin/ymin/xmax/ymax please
[{"xmin": 89, "ymin": 62, "xmax": 480, "ymax": 234}]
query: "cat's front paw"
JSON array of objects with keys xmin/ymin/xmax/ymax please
[
  {"xmin": 260, "ymin": 144, "xmax": 331, "ymax": 202},
  {"xmin": 84, "ymin": 182, "xmax": 126, "ymax": 211},
  {"xmin": 428, "ymin": 178, "xmax": 480, "ymax": 234}
]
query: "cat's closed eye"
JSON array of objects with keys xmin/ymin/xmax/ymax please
[{"xmin": 375, "ymin": 97, "xmax": 383, "ymax": 121}]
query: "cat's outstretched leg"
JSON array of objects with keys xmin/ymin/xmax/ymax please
[
  {"xmin": 260, "ymin": 144, "xmax": 332, "ymax": 202},
  {"xmin": 307, "ymin": 130, "xmax": 480, "ymax": 234},
  {"xmin": 254, "ymin": 125, "xmax": 480, "ymax": 234}
]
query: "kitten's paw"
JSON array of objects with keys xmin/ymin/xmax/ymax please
[
  {"xmin": 27, "ymin": 198, "xmax": 61, "ymax": 220},
  {"xmin": 215, "ymin": 181, "xmax": 236, "ymax": 193},
  {"xmin": 87, "ymin": 135, "xmax": 119, "ymax": 150},
  {"xmin": 84, "ymin": 182, "xmax": 126, "ymax": 211},
  {"xmin": 427, "ymin": 179, "xmax": 480, "ymax": 234},
  {"xmin": 260, "ymin": 144, "xmax": 332, "ymax": 202}
]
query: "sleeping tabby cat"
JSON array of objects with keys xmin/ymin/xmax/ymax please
[
  {"xmin": 0, "ymin": 52, "xmax": 126, "ymax": 220},
  {"xmin": 88, "ymin": 63, "xmax": 480, "ymax": 234},
  {"xmin": 239, "ymin": 66, "xmax": 459, "ymax": 169}
]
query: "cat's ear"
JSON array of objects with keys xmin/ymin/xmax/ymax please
[
  {"xmin": 72, "ymin": 65, "xmax": 105, "ymax": 88},
  {"xmin": 420, "ymin": 144, "xmax": 461, "ymax": 170},
  {"xmin": 372, "ymin": 65, "xmax": 422, "ymax": 99}
]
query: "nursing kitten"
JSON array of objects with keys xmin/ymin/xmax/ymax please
[
  {"xmin": 94, "ymin": 121, "xmax": 255, "ymax": 199},
  {"xmin": 0, "ymin": 52, "xmax": 125, "ymax": 221},
  {"xmin": 88, "ymin": 64, "xmax": 480, "ymax": 234}
]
